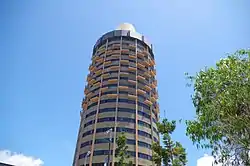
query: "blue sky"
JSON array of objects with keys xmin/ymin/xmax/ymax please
[{"xmin": 0, "ymin": 0, "xmax": 249, "ymax": 166}]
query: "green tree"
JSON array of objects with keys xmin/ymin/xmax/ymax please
[
  {"xmin": 186, "ymin": 49, "xmax": 250, "ymax": 165},
  {"xmin": 115, "ymin": 132, "xmax": 133, "ymax": 166},
  {"xmin": 152, "ymin": 118, "xmax": 187, "ymax": 166}
]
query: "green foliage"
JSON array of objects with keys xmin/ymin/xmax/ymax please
[
  {"xmin": 186, "ymin": 49, "xmax": 250, "ymax": 165},
  {"xmin": 152, "ymin": 119, "xmax": 187, "ymax": 166},
  {"xmin": 115, "ymin": 132, "xmax": 133, "ymax": 166}
]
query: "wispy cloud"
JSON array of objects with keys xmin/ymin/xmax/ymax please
[{"xmin": 0, "ymin": 150, "xmax": 44, "ymax": 166}]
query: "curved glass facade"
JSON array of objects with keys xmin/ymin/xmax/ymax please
[{"xmin": 73, "ymin": 27, "xmax": 159, "ymax": 166}]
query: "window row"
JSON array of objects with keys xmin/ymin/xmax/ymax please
[
  {"xmin": 82, "ymin": 127, "xmax": 152, "ymax": 139},
  {"xmin": 86, "ymin": 100, "xmax": 157, "ymax": 118},
  {"xmin": 79, "ymin": 150, "xmax": 152, "ymax": 161},
  {"xmin": 84, "ymin": 116, "xmax": 151, "ymax": 130},
  {"xmin": 86, "ymin": 107, "xmax": 151, "ymax": 121},
  {"xmin": 93, "ymin": 36, "xmax": 154, "ymax": 60},
  {"xmin": 87, "ymin": 99, "xmax": 151, "ymax": 110},
  {"xmin": 80, "ymin": 138, "xmax": 151, "ymax": 149}
]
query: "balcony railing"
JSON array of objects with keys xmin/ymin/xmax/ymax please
[
  {"xmin": 143, "ymin": 50, "xmax": 150, "ymax": 56},
  {"xmin": 144, "ymin": 85, "xmax": 152, "ymax": 92},
  {"xmin": 151, "ymin": 82, "xmax": 156, "ymax": 89},
  {"xmin": 121, "ymin": 49, "xmax": 129, "ymax": 54},
  {"xmin": 120, "ymin": 59, "xmax": 129, "ymax": 64},
  {"xmin": 128, "ymin": 94, "xmax": 137, "ymax": 99},
  {"xmin": 137, "ymin": 75, "xmax": 145, "ymax": 81},
  {"xmin": 93, "ymin": 82, "xmax": 101, "ymax": 88},
  {"xmin": 87, "ymin": 74, "xmax": 92, "ymax": 82},
  {"xmin": 144, "ymin": 72, "xmax": 151, "ymax": 78},
  {"xmin": 111, "ymin": 54, "xmax": 120, "ymax": 59},
  {"xmin": 119, "ymin": 86, "xmax": 128, "ymax": 90},
  {"xmin": 137, "ymin": 62, "xmax": 145, "ymax": 69},
  {"xmin": 95, "ymin": 69, "xmax": 102, "ymax": 75},
  {"xmin": 109, "ymin": 66, "xmax": 119, "ymax": 71},
  {"xmin": 137, "ymin": 89, "xmax": 146, "ymax": 95},
  {"xmin": 129, "ymin": 55, "xmax": 136, "ymax": 59},
  {"xmin": 89, "ymin": 78, "xmax": 96, "ymax": 85},
  {"xmin": 104, "ymin": 60, "xmax": 112, "ymax": 66},
  {"xmin": 96, "ymin": 57, "xmax": 104, "ymax": 63},
  {"xmin": 142, "ymin": 60, "xmax": 150, "ymax": 67},
  {"xmin": 86, "ymin": 92, "xmax": 93, "ymax": 99},
  {"xmin": 106, "ymin": 50, "xmax": 113, "ymax": 55},
  {"xmin": 84, "ymin": 88, "xmax": 89, "ymax": 95},
  {"xmin": 112, "ymin": 44, "xmax": 120, "ymax": 49},
  {"xmin": 150, "ymin": 69, "xmax": 156, "ymax": 76},
  {"xmin": 151, "ymin": 96, "xmax": 157, "ymax": 103},
  {"xmin": 90, "ymin": 96, "xmax": 99, "ymax": 102},
  {"xmin": 120, "ymin": 72, "xmax": 129, "ymax": 76},
  {"xmin": 97, "ymin": 48, "xmax": 105, "ymax": 55},
  {"xmin": 107, "ymin": 94, "xmax": 117, "ymax": 98},
  {"xmin": 100, "ymin": 87, "xmax": 108, "ymax": 93},
  {"xmin": 113, "ymin": 50, "xmax": 120, "ymax": 54},
  {"xmin": 82, "ymin": 102, "xmax": 87, "ymax": 111},
  {"xmin": 144, "ymin": 99, "xmax": 152, "ymax": 106},
  {"xmin": 149, "ymin": 59, "xmax": 155, "ymax": 66},
  {"xmin": 137, "ymin": 51, "xmax": 145, "ymax": 58},
  {"xmin": 128, "ymin": 66, "xmax": 136, "ymax": 72},
  {"xmin": 128, "ymin": 79, "xmax": 136, "ymax": 84},
  {"xmin": 129, "ymin": 44, "xmax": 136, "ymax": 49},
  {"xmin": 102, "ymin": 73, "xmax": 110, "ymax": 78},
  {"xmin": 108, "ymin": 79, "xmax": 118, "ymax": 83}
]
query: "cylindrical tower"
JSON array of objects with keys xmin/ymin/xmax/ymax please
[{"xmin": 73, "ymin": 23, "xmax": 159, "ymax": 166}]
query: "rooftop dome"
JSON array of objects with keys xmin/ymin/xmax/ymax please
[{"xmin": 116, "ymin": 23, "xmax": 136, "ymax": 32}]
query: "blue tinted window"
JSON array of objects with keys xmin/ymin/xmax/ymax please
[
  {"xmin": 86, "ymin": 110, "xmax": 97, "ymax": 118},
  {"xmin": 102, "ymin": 84, "xmax": 117, "ymax": 88},
  {"xmin": 79, "ymin": 152, "xmax": 89, "ymax": 159},
  {"xmin": 138, "ymin": 95, "xmax": 146, "ymax": 101},
  {"xmin": 153, "ymin": 137, "xmax": 159, "ymax": 142},
  {"xmin": 118, "ymin": 108, "xmax": 135, "ymax": 114},
  {"xmin": 138, "ymin": 130, "xmax": 151, "ymax": 138},
  {"xmin": 87, "ymin": 102, "xmax": 98, "ymax": 109},
  {"xmin": 82, "ymin": 130, "xmax": 94, "ymax": 137},
  {"xmin": 97, "ymin": 117, "xmax": 115, "ymax": 122},
  {"xmin": 93, "ymin": 150, "xmax": 112, "ymax": 156},
  {"xmin": 119, "ymin": 99, "xmax": 136, "ymax": 104},
  {"xmin": 117, "ymin": 117, "xmax": 135, "ymax": 123},
  {"xmin": 153, "ymin": 127, "xmax": 158, "ymax": 134},
  {"xmin": 138, "ymin": 141, "xmax": 151, "ymax": 149},
  {"xmin": 127, "ymin": 151, "xmax": 136, "ymax": 157},
  {"xmin": 102, "ymin": 91, "xmax": 116, "ymax": 95},
  {"xmin": 84, "ymin": 120, "xmax": 95, "ymax": 127},
  {"xmin": 117, "ymin": 127, "xmax": 135, "ymax": 134},
  {"xmin": 100, "ymin": 99, "xmax": 116, "ymax": 104},
  {"xmin": 138, "ymin": 152, "xmax": 152, "ymax": 160},
  {"xmin": 152, "ymin": 110, "xmax": 157, "ymax": 119},
  {"xmin": 138, "ymin": 111, "xmax": 150, "ymax": 119},
  {"xmin": 138, "ymin": 102, "xmax": 150, "ymax": 110},
  {"xmin": 96, "ymin": 127, "xmax": 114, "ymax": 133},
  {"xmin": 103, "ymin": 71, "xmax": 118, "ymax": 75},
  {"xmin": 102, "ymin": 91, "xmax": 128, "ymax": 95},
  {"xmin": 120, "ymin": 77, "xmax": 128, "ymax": 80},
  {"xmin": 80, "ymin": 140, "xmax": 92, "ymax": 148},
  {"xmin": 99, "ymin": 108, "xmax": 115, "ymax": 113},
  {"xmin": 138, "ymin": 120, "xmax": 151, "ymax": 128},
  {"xmin": 103, "ymin": 77, "xmax": 118, "ymax": 82},
  {"xmin": 95, "ymin": 138, "xmax": 111, "ymax": 144},
  {"xmin": 152, "ymin": 117, "xmax": 157, "ymax": 124},
  {"xmin": 127, "ymin": 139, "xmax": 136, "ymax": 145},
  {"xmin": 121, "ymin": 64, "xmax": 129, "ymax": 67}
]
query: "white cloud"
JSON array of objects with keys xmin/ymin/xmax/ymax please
[
  {"xmin": 0, "ymin": 150, "xmax": 44, "ymax": 166},
  {"xmin": 197, "ymin": 154, "xmax": 222, "ymax": 166}
]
